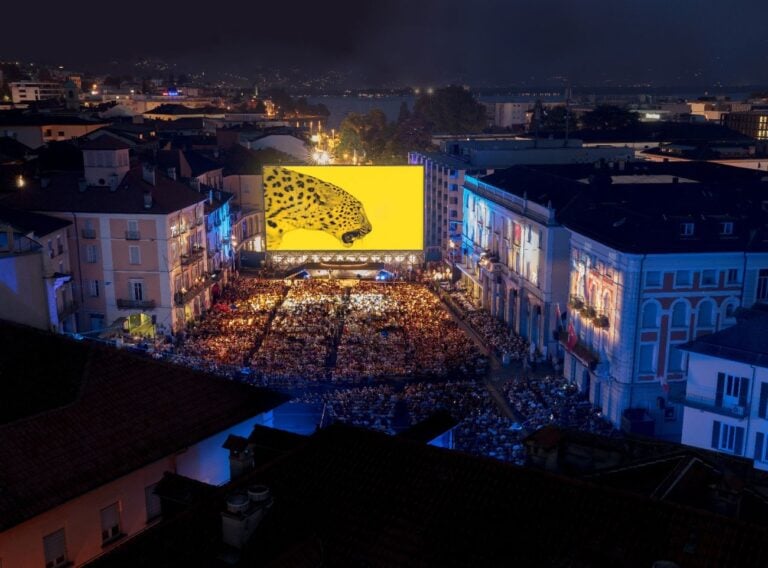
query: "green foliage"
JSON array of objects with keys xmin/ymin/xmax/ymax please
[
  {"xmin": 580, "ymin": 105, "xmax": 639, "ymax": 131},
  {"xmin": 540, "ymin": 105, "xmax": 578, "ymax": 133},
  {"xmin": 413, "ymin": 85, "xmax": 486, "ymax": 134}
]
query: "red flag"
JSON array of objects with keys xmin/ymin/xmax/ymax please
[{"xmin": 567, "ymin": 321, "xmax": 577, "ymax": 350}]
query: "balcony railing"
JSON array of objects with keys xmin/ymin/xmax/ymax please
[
  {"xmin": 125, "ymin": 230, "xmax": 141, "ymax": 240},
  {"xmin": 181, "ymin": 246, "xmax": 205, "ymax": 265},
  {"xmin": 684, "ymin": 395, "xmax": 749, "ymax": 419},
  {"xmin": 116, "ymin": 299, "xmax": 156, "ymax": 310},
  {"xmin": 174, "ymin": 274, "xmax": 212, "ymax": 306},
  {"xmin": 81, "ymin": 228, "xmax": 96, "ymax": 239}
]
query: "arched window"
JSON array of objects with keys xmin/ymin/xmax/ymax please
[
  {"xmin": 671, "ymin": 301, "xmax": 688, "ymax": 328},
  {"xmin": 698, "ymin": 300, "xmax": 714, "ymax": 328},
  {"xmin": 641, "ymin": 302, "xmax": 658, "ymax": 329},
  {"xmin": 724, "ymin": 300, "xmax": 738, "ymax": 320},
  {"xmin": 602, "ymin": 291, "xmax": 612, "ymax": 313}
]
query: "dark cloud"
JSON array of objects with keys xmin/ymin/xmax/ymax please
[{"xmin": 2, "ymin": 0, "xmax": 767, "ymax": 85}]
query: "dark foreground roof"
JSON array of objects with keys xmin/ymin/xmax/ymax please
[
  {"xmin": 680, "ymin": 309, "xmax": 768, "ymax": 367},
  {"xmin": 88, "ymin": 424, "xmax": 768, "ymax": 568},
  {"xmin": 0, "ymin": 321, "xmax": 287, "ymax": 532}
]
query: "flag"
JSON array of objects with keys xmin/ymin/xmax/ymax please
[{"xmin": 567, "ymin": 321, "xmax": 577, "ymax": 350}]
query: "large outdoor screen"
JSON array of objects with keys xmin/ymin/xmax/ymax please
[{"xmin": 263, "ymin": 165, "xmax": 424, "ymax": 251}]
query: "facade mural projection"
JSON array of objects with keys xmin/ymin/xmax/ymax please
[{"xmin": 264, "ymin": 165, "xmax": 424, "ymax": 251}]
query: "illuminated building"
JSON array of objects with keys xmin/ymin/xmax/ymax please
[
  {"xmin": 8, "ymin": 80, "xmax": 64, "ymax": 103},
  {"xmin": 723, "ymin": 110, "xmax": 768, "ymax": 140},
  {"xmin": 0, "ymin": 114, "xmax": 108, "ymax": 149},
  {"xmin": 0, "ymin": 206, "xmax": 77, "ymax": 333},
  {"xmin": 1, "ymin": 134, "xmax": 214, "ymax": 335}
]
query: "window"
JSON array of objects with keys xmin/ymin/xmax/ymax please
[
  {"xmin": 719, "ymin": 221, "xmax": 734, "ymax": 235},
  {"xmin": 680, "ymin": 222, "xmax": 695, "ymax": 236},
  {"xmin": 145, "ymin": 483, "xmax": 162, "ymax": 522},
  {"xmin": 671, "ymin": 301, "xmax": 688, "ymax": 328},
  {"xmin": 127, "ymin": 219, "xmax": 140, "ymax": 240},
  {"xmin": 757, "ymin": 269, "xmax": 768, "ymax": 302},
  {"xmin": 724, "ymin": 301, "xmax": 737, "ymax": 320},
  {"xmin": 758, "ymin": 382, "xmax": 768, "ymax": 419},
  {"xmin": 130, "ymin": 280, "xmax": 144, "ymax": 301},
  {"xmin": 57, "ymin": 131, "xmax": 65, "ymax": 137},
  {"xmin": 641, "ymin": 302, "xmax": 658, "ymax": 329},
  {"xmin": 47, "ymin": 239, "xmax": 54, "ymax": 258},
  {"xmin": 701, "ymin": 269, "xmax": 717, "ymax": 286},
  {"xmin": 0, "ymin": 231, "xmax": 8, "ymax": 251},
  {"xmin": 668, "ymin": 344, "xmax": 687, "ymax": 373},
  {"xmin": 56, "ymin": 235, "xmax": 63, "ymax": 255},
  {"xmin": 89, "ymin": 279, "xmax": 100, "ymax": 298},
  {"xmin": 715, "ymin": 372, "xmax": 749, "ymax": 409},
  {"xmin": 100, "ymin": 502, "xmax": 122, "ymax": 543},
  {"xmin": 128, "ymin": 245, "xmax": 140, "ymax": 265},
  {"xmin": 645, "ymin": 271, "xmax": 662, "ymax": 288},
  {"xmin": 639, "ymin": 344, "xmax": 656, "ymax": 374},
  {"xmin": 754, "ymin": 432, "xmax": 767, "ymax": 462},
  {"xmin": 86, "ymin": 244, "xmax": 98, "ymax": 263},
  {"xmin": 726, "ymin": 268, "xmax": 740, "ymax": 285},
  {"xmin": 43, "ymin": 528, "xmax": 67, "ymax": 568},
  {"xmin": 697, "ymin": 300, "xmax": 714, "ymax": 327},
  {"xmin": 674, "ymin": 270, "xmax": 691, "ymax": 287},
  {"xmin": 712, "ymin": 421, "xmax": 744, "ymax": 455}
]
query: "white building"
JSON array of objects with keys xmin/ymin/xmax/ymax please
[
  {"xmin": 9, "ymin": 81, "xmax": 63, "ymax": 103},
  {"xmin": 680, "ymin": 310, "xmax": 768, "ymax": 467},
  {"xmin": 459, "ymin": 169, "xmax": 573, "ymax": 357}
]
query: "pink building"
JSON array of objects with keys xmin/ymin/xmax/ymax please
[
  {"xmin": 0, "ymin": 323, "xmax": 286, "ymax": 568},
  {"xmin": 2, "ymin": 135, "xmax": 214, "ymax": 335}
]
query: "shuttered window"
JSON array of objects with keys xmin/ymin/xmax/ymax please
[
  {"xmin": 43, "ymin": 528, "xmax": 67, "ymax": 568},
  {"xmin": 100, "ymin": 502, "xmax": 122, "ymax": 543}
]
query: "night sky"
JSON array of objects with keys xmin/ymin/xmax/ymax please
[{"xmin": 3, "ymin": 0, "xmax": 768, "ymax": 86}]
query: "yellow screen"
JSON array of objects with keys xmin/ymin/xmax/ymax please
[{"xmin": 263, "ymin": 165, "xmax": 424, "ymax": 251}]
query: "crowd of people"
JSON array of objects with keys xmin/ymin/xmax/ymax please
[
  {"xmin": 155, "ymin": 276, "xmax": 617, "ymax": 466},
  {"xmin": 332, "ymin": 282, "xmax": 486, "ymax": 382},
  {"xmin": 447, "ymin": 288, "xmax": 530, "ymax": 360},
  {"xmin": 504, "ymin": 375, "xmax": 616, "ymax": 436}
]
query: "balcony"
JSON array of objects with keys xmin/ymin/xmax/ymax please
[
  {"xmin": 116, "ymin": 299, "xmax": 156, "ymax": 310},
  {"xmin": 81, "ymin": 228, "xmax": 96, "ymax": 239},
  {"xmin": 684, "ymin": 395, "xmax": 749, "ymax": 419},
  {"xmin": 125, "ymin": 230, "xmax": 141, "ymax": 240},
  {"xmin": 181, "ymin": 245, "xmax": 205, "ymax": 266},
  {"xmin": 174, "ymin": 274, "xmax": 212, "ymax": 306}
]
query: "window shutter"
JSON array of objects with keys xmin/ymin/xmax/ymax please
[
  {"xmin": 755, "ymin": 432, "xmax": 765, "ymax": 461},
  {"xmin": 715, "ymin": 373, "xmax": 725, "ymax": 407},
  {"xmin": 760, "ymin": 384, "xmax": 768, "ymax": 419},
  {"xmin": 735, "ymin": 427, "xmax": 745, "ymax": 456},
  {"xmin": 711, "ymin": 420, "xmax": 721, "ymax": 449},
  {"xmin": 739, "ymin": 378, "xmax": 750, "ymax": 407},
  {"xmin": 43, "ymin": 528, "xmax": 66, "ymax": 564}
]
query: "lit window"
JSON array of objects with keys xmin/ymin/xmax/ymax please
[{"xmin": 680, "ymin": 222, "xmax": 695, "ymax": 236}]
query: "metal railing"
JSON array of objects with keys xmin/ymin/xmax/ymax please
[
  {"xmin": 684, "ymin": 395, "xmax": 749, "ymax": 419},
  {"xmin": 125, "ymin": 230, "xmax": 141, "ymax": 240},
  {"xmin": 116, "ymin": 299, "xmax": 156, "ymax": 310}
]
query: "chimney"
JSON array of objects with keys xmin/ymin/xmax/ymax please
[
  {"xmin": 167, "ymin": 167, "xmax": 177, "ymax": 180},
  {"xmin": 143, "ymin": 190, "xmax": 153, "ymax": 209},
  {"xmin": 221, "ymin": 486, "xmax": 272, "ymax": 551},
  {"xmin": 78, "ymin": 178, "xmax": 87, "ymax": 192},
  {"xmin": 108, "ymin": 173, "xmax": 119, "ymax": 192},
  {"xmin": 142, "ymin": 163, "xmax": 156, "ymax": 186}
]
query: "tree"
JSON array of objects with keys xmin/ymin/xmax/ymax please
[
  {"xmin": 337, "ymin": 112, "xmax": 367, "ymax": 160},
  {"xmin": 388, "ymin": 114, "xmax": 433, "ymax": 159},
  {"xmin": 413, "ymin": 85, "xmax": 486, "ymax": 134},
  {"xmin": 539, "ymin": 105, "xmax": 578, "ymax": 133},
  {"xmin": 580, "ymin": 105, "xmax": 639, "ymax": 131},
  {"xmin": 397, "ymin": 101, "xmax": 411, "ymax": 124}
]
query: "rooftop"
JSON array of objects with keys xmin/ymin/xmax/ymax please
[
  {"xmin": 0, "ymin": 321, "xmax": 287, "ymax": 532},
  {"xmin": 0, "ymin": 204, "xmax": 71, "ymax": 236},
  {"xmin": 680, "ymin": 308, "xmax": 768, "ymax": 367},
  {"xmin": 88, "ymin": 424, "xmax": 768, "ymax": 567},
  {"xmin": 0, "ymin": 165, "xmax": 207, "ymax": 215}
]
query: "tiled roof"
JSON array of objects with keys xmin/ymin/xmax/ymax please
[
  {"xmin": 0, "ymin": 204, "xmax": 71, "ymax": 235},
  {"xmin": 79, "ymin": 133, "xmax": 132, "ymax": 151},
  {"xmin": 680, "ymin": 309, "xmax": 768, "ymax": 367},
  {"xmin": 87, "ymin": 424, "xmax": 768, "ymax": 567},
  {"xmin": 0, "ymin": 165, "xmax": 207, "ymax": 215},
  {"xmin": 0, "ymin": 322, "xmax": 287, "ymax": 532}
]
